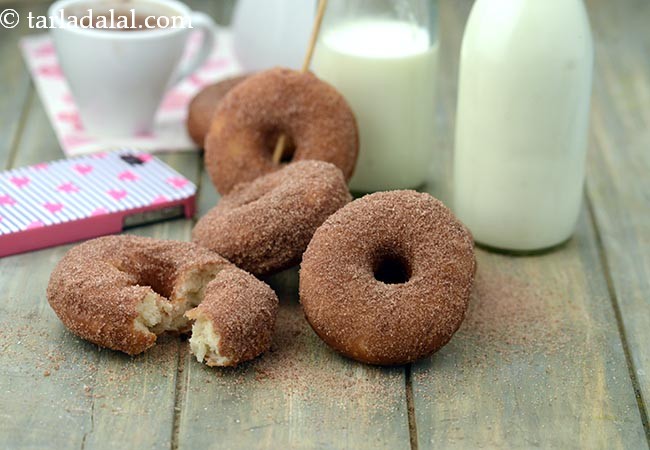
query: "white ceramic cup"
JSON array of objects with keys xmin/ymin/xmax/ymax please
[{"xmin": 48, "ymin": 0, "xmax": 216, "ymax": 137}]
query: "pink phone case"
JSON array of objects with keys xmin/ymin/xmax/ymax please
[{"xmin": 0, "ymin": 150, "xmax": 196, "ymax": 258}]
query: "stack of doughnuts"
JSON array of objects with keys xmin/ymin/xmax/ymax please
[
  {"xmin": 47, "ymin": 67, "xmax": 475, "ymax": 369},
  {"xmin": 191, "ymin": 68, "xmax": 358, "ymax": 277}
]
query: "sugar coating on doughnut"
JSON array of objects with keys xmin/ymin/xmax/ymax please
[
  {"xmin": 186, "ymin": 268, "xmax": 278, "ymax": 367},
  {"xmin": 187, "ymin": 75, "xmax": 249, "ymax": 147},
  {"xmin": 300, "ymin": 190, "xmax": 476, "ymax": 365},
  {"xmin": 205, "ymin": 68, "xmax": 359, "ymax": 194},
  {"xmin": 193, "ymin": 160, "xmax": 352, "ymax": 276},
  {"xmin": 47, "ymin": 235, "xmax": 278, "ymax": 365}
]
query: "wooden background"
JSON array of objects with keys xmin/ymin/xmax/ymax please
[{"xmin": 0, "ymin": 0, "xmax": 648, "ymax": 448}]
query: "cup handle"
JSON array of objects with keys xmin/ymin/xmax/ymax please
[{"xmin": 171, "ymin": 11, "xmax": 217, "ymax": 85}]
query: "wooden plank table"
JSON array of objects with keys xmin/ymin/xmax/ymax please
[{"xmin": 0, "ymin": 0, "xmax": 648, "ymax": 448}]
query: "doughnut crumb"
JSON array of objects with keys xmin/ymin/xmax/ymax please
[
  {"xmin": 134, "ymin": 292, "xmax": 168, "ymax": 336},
  {"xmin": 186, "ymin": 310, "xmax": 231, "ymax": 367}
]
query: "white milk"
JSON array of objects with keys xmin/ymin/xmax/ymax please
[
  {"xmin": 453, "ymin": 0, "xmax": 594, "ymax": 251},
  {"xmin": 313, "ymin": 19, "xmax": 438, "ymax": 192}
]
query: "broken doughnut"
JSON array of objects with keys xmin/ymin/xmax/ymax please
[
  {"xmin": 186, "ymin": 267, "xmax": 278, "ymax": 367},
  {"xmin": 46, "ymin": 235, "xmax": 278, "ymax": 366}
]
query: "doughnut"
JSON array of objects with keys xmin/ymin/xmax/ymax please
[
  {"xmin": 47, "ymin": 235, "xmax": 278, "ymax": 366},
  {"xmin": 299, "ymin": 190, "xmax": 476, "ymax": 365},
  {"xmin": 193, "ymin": 160, "xmax": 352, "ymax": 276},
  {"xmin": 186, "ymin": 75, "xmax": 249, "ymax": 147},
  {"xmin": 205, "ymin": 68, "xmax": 359, "ymax": 194},
  {"xmin": 186, "ymin": 267, "xmax": 278, "ymax": 367}
]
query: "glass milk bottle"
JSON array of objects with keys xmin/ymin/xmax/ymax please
[
  {"xmin": 312, "ymin": 0, "xmax": 438, "ymax": 192},
  {"xmin": 453, "ymin": 0, "xmax": 594, "ymax": 251}
]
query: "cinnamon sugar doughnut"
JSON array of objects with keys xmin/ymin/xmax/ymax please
[
  {"xmin": 300, "ymin": 190, "xmax": 476, "ymax": 365},
  {"xmin": 47, "ymin": 235, "xmax": 278, "ymax": 366},
  {"xmin": 186, "ymin": 268, "xmax": 278, "ymax": 367},
  {"xmin": 205, "ymin": 68, "xmax": 359, "ymax": 194},
  {"xmin": 187, "ymin": 75, "xmax": 249, "ymax": 147},
  {"xmin": 193, "ymin": 160, "xmax": 351, "ymax": 276}
]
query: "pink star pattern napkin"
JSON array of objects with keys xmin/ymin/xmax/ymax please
[{"xmin": 20, "ymin": 30, "xmax": 243, "ymax": 157}]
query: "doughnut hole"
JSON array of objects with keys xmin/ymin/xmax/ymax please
[
  {"xmin": 130, "ymin": 260, "xmax": 175, "ymax": 299},
  {"xmin": 263, "ymin": 128, "xmax": 296, "ymax": 164},
  {"xmin": 373, "ymin": 250, "xmax": 412, "ymax": 285},
  {"xmin": 185, "ymin": 309, "xmax": 231, "ymax": 367}
]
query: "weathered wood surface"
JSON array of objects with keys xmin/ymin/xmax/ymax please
[
  {"xmin": 412, "ymin": 215, "xmax": 648, "ymax": 449},
  {"xmin": 0, "ymin": 0, "xmax": 648, "ymax": 449},
  {"xmin": 585, "ymin": 0, "xmax": 650, "ymax": 430}
]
